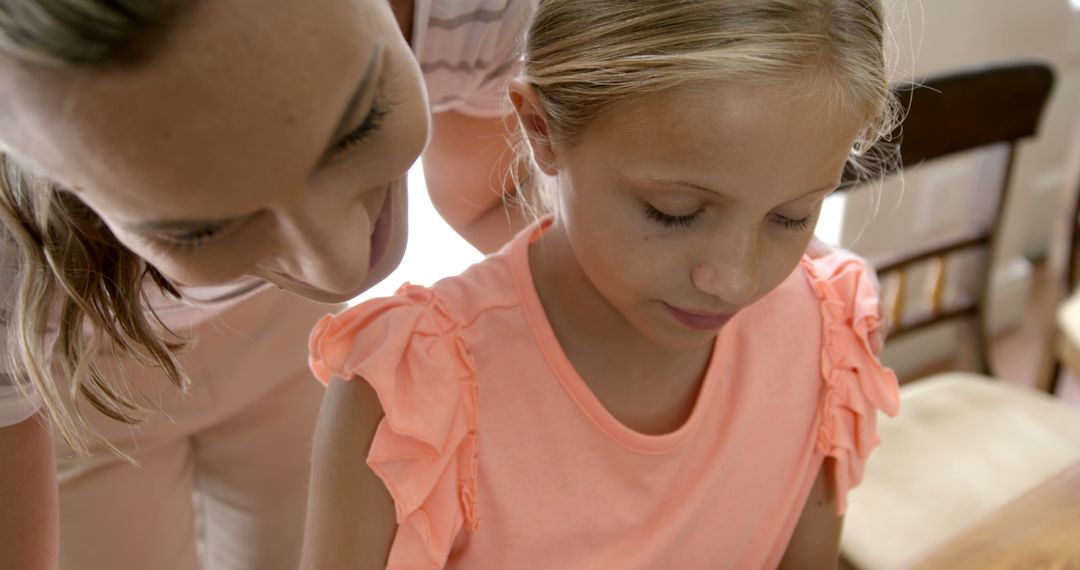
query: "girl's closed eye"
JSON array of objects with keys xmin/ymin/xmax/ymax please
[
  {"xmin": 332, "ymin": 100, "xmax": 388, "ymax": 156},
  {"xmin": 644, "ymin": 202, "xmax": 703, "ymax": 229}
]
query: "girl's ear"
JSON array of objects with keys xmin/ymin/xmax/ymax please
[{"xmin": 508, "ymin": 79, "xmax": 560, "ymax": 176}]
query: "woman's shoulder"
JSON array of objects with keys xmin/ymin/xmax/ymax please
[
  {"xmin": 413, "ymin": 0, "xmax": 534, "ymax": 117},
  {"xmin": 415, "ymin": 0, "xmax": 533, "ymax": 52}
]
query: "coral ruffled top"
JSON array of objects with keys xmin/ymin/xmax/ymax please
[{"xmin": 309, "ymin": 219, "xmax": 900, "ymax": 569}]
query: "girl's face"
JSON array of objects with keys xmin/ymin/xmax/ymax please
[
  {"xmin": 534, "ymin": 79, "xmax": 864, "ymax": 348},
  {"xmin": 0, "ymin": 0, "xmax": 428, "ymax": 303}
]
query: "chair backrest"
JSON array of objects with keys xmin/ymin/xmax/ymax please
[
  {"xmin": 1067, "ymin": 155, "xmax": 1080, "ymax": 293},
  {"xmin": 843, "ymin": 61, "xmax": 1055, "ymax": 375}
]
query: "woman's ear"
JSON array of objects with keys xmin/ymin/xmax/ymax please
[{"xmin": 508, "ymin": 79, "xmax": 560, "ymax": 176}]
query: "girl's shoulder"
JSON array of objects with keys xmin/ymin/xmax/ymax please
[
  {"xmin": 305, "ymin": 241, "xmax": 522, "ymax": 570},
  {"xmin": 748, "ymin": 248, "xmax": 883, "ymax": 329},
  {"xmin": 736, "ymin": 248, "xmax": 900, "ymax": 514},
  {"xmin": 794, "ymin": 249, "xmax": 902, "ymax": 514},
  {"xmin": 308, "ymin": 247, "xmax": 520, "ymax": 387},
  {"xmin": 796, "ymin": 248, "xmax": 883, "ymax": 346},
  {"xmin": 307, "ymin": 279, "xmax": 485, "ymax": 569}
]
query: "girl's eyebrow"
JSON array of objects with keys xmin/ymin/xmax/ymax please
[
  {"xmin": 634, "ymin": 176, "xmax": 839, "ymax": 200},
  {"xmin": 321, "ymin": 43, "xmax": 384, "ymax": 156}
]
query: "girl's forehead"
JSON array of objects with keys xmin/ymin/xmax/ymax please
[
  {"xmin": 595, "ymin": 80, "xmax": 865, "ymax": 146},
  {"xmin": 572, "ymin": 80, "xmax": 863, "ymax": 203}
]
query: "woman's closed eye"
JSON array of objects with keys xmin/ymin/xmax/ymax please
[
  {"xmin": 157, "ymin": 222, "xmax": 232, "ymax": 252},
  {"xmin": 331, "ymin": 100, "xmax": 388, "ymax": 156},
  {"xmin": 152, "ymin": 102, "xmax": 391, "ymax": 254}
]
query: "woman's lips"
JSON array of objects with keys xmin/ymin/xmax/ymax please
[{"xmin": 663, "ymin": 303, "xmax": 735, "ymax": 331}]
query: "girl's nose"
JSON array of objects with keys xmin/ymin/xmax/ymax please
[{"xmin": 691, "ymin": 236, "xmax": 760, "ymax": 307}]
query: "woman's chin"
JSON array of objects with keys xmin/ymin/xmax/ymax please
[
  {"xmin": 266, "ymin": 176, "xmax": 411, "ymax": 304},
  {"xmin": 285, "ymin": 236, "xmax": 408, "ymax": 304}
]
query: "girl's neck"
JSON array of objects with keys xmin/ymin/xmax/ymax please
[{"xmin": 528, "ymin": 219, "xmax": 714, "ymax": 433}]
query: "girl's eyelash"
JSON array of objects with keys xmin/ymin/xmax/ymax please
[
  {"xmin": 643, "ymin": 202, "xmax": 812, "ymax": 233},
  {"xmin": 773, "ymin": 214, "xmax": 812, "ymax": 232},
  {"xmin": 332, "ymin": 102, "xmax": 388, "ymax": 155},
  {"xmin": 645, "ymin": 203, "xmax": 700, "ymax": 229}
]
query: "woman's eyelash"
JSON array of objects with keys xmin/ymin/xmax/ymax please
[
  {"xmin": 332, "ymin": 102, "xmax": 388, "ymax": 155},
  {"xmin": 773, "ymin": 214, "xmax": 812, "ymax": 232},
  {"xmin": 645, "ymin": 203, "xmax": 700, "ymax": 229},
  {"xmin": 159, "ymin": 225, "xmax": 228, "ymax": 252}
]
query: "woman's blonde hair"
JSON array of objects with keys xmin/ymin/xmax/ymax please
[
  {"xmin": 0, "ymin": 0, "xmax": 186, "ymax": 455},
  {"xmin": 514, "ymin": 0, "xmax": 898, "ymax": 204}
]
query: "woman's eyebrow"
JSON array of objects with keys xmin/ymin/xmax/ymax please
[
  {"xmin": 322, "ymin": 43, "xmax": 384, "ymax": 154},
  {"xmin": 124, "ymin": 216, "xmax": 239, "ymax": 235}
]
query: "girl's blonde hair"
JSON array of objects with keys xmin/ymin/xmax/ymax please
[
  {"xmin": 514, "ymin": 0, "xmax": 898, "ymax": 203},
  {"xmin": 0, "ymin": 0, "xmax": 186, "ymax": 455}
]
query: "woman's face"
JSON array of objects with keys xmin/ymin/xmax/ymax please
[{"xmin": 0, "ymin": 0, "xmax": 429, "ymax": 303}]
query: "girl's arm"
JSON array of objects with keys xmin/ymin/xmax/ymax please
[
  {"xmin": 301, "ymin": 377, "xmax": 398, "ymax": 570},
  {"xmin": 778, "ymin": 458, "xmax": 844, "ymax": 570},
  {"xmin": 0, "ymin": 412, "xmax": 59, "ymax": 570},
  {"xmin": 423, "ymin": 110, "xmax": 529, "ymax": 254}
]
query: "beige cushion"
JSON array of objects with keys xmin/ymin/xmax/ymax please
[{"xmin": 840, "ymin": 373, "xmax": 1080, "ymax": 570}]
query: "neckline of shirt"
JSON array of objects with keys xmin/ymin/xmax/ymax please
[{"xmin": 508, "ymin": 216, "xmax": 730, "ymax": 455}]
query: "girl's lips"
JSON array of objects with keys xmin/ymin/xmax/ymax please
[
  {"xmin": 663, "ymin": 303, "xmax": 735, "ymax": 331},
  {"xmin": 368, "ymin": 183, "xmax": 394, "ymax": 270}
]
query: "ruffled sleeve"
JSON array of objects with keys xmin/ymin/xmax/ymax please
[
  {"xmin": 801, "ymin": 253, "xmax": 901, "ymax": 516},
  {"xmin": 309, "ymin": 283, "xmax": 480, "ymax": 570}
]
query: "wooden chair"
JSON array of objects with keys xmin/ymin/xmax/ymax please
[{"xmin": 837, "ymin": 61, "xmax": 1080, "ymax": 570}]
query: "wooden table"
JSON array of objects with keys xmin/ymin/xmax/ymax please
[{"xmin": 908, "ymin": 460, "xmax": 1080, "ymax": 569}]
